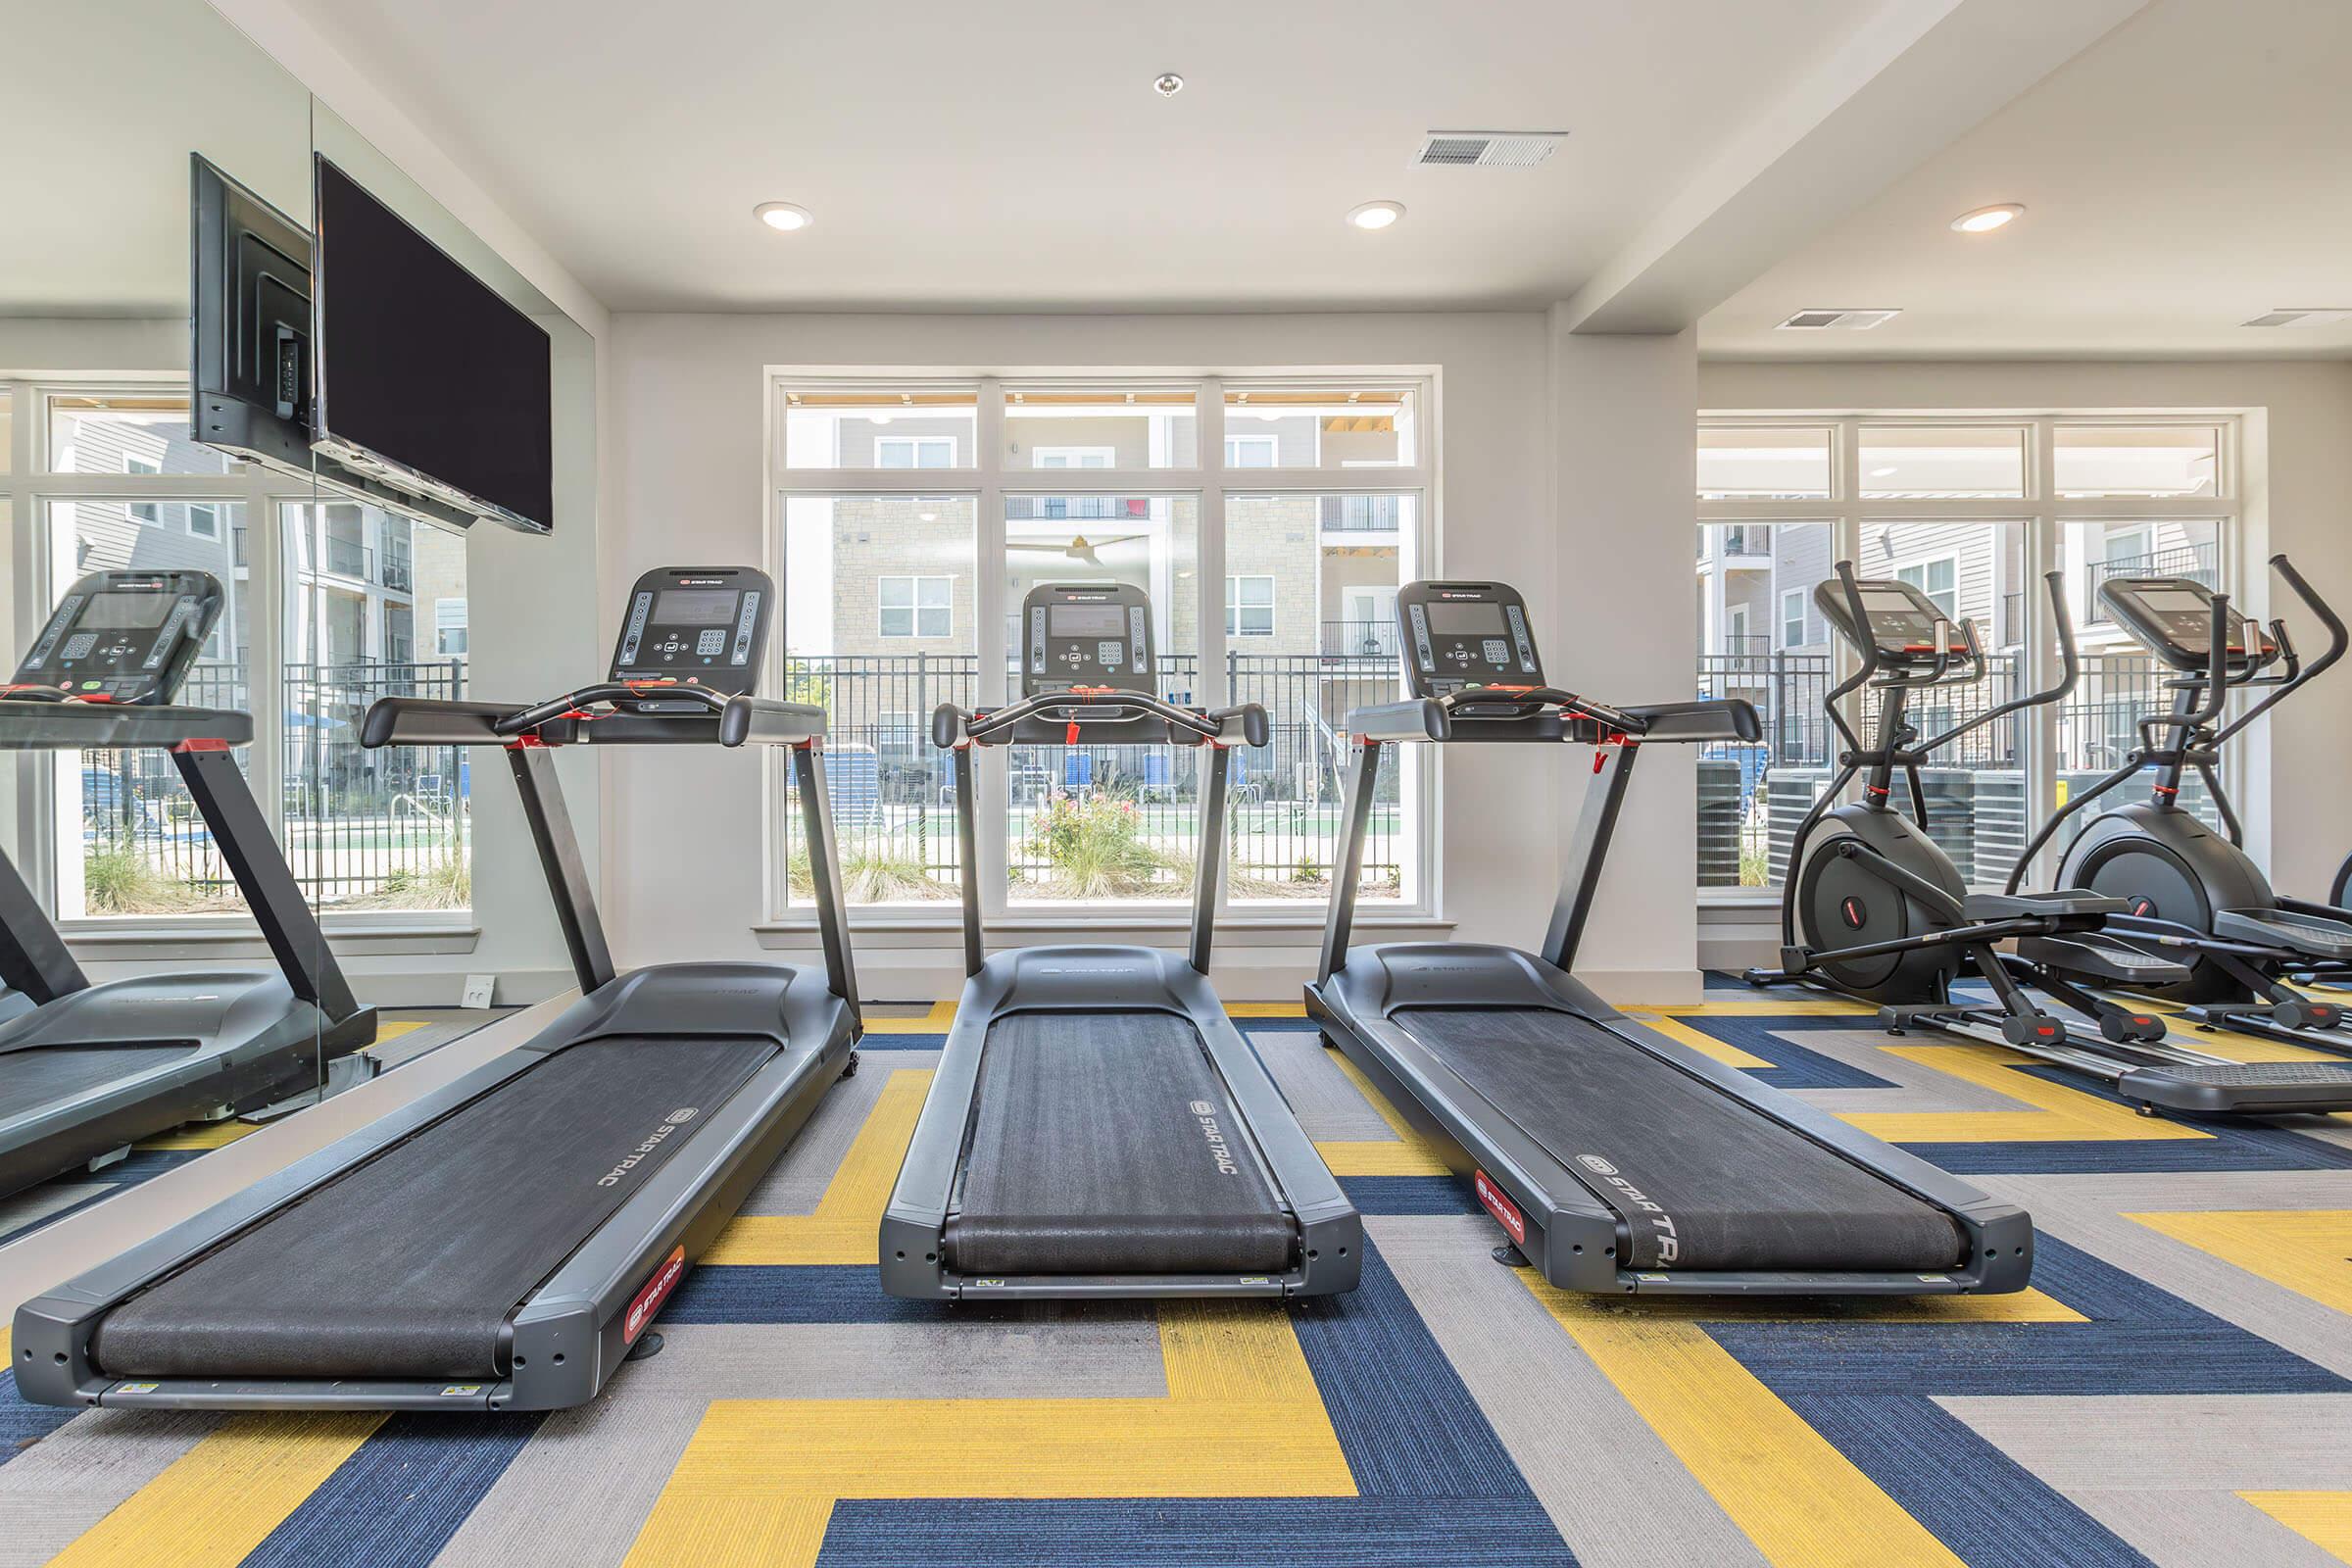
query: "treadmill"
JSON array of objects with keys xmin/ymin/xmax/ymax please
[
  {"xmin": 0, "ymin": 570, "xmax": 376, "ymax": 1200},
  {"xmin": 16, "ymin": 566, "xmax": 862, "ymax": 1411},
  {"xmin": 1306, "ymin": 579, "xmax": 2034, "ymax": 1296},
  {"xmin": 880, "ymin": 582, "xmax": 1360, "ymax": 1299}
]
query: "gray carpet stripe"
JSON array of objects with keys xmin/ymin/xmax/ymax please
[
  {"xmin": 0, "ymin": 1408, "xmax": 220, "ymax": 1566},
  {"xmin": 1250, "ymin": 1030, "xmax": 1406, "ymax": 1141}
]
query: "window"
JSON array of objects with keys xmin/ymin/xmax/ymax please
[
  {"xmin": 1223, "ymin": 434, "xmax": 1278, "ymax": 468},
  {"xmin": 1225, "ymin": 575, "xmax": 1275, "ymax": 637},
  {"xmin": 1724, "ymin": 604, "xmax": 1750, "ymax": 653},
  {"xmin": 435, "ymin": 598, "xmax": 469, "ymax": 656},
  {"xmin": 1893, "ymin": 556, "xmax": 1960, "ymax": 619},
  {"xmin": 1697, "ymin": 412, "xmax": 2244, "ymax": 899},
  {"xmin": 772, "ymin": 374, "xmax": 1430, "ymax": 919},
  {"xmin": 124, "ymin": 455, "xmax": 160, "ymax": 524},
  {"xmin": 877, "ymin": 575, "xmax": 954, "ymax": 638},
  {"xmin": 1032, "ymin": 446, "xmax": 1114, "ymax": 469},
  {"xmin": 875, "ymin": 435, "xmax": 956, "ymax": 469},
  {"xmin": 187, "ymin": 501, "xmax": 220, "ymax": 539}
]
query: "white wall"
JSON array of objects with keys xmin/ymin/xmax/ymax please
[
  {"xmin": 1699, "ymin": 357, "xmax": 2352, "ymax": 904},
  {"xmin": 607, "ymin": 311, "xmax": 1725, "ymax": 1001}
]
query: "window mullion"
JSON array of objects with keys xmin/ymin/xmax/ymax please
[
  {"xmin": 247, "ymin": 486, "xmax": 288, "ymax": 870},
  {"xmin": 974, "ymin": 377, "xmax": 1009, "ymax": 923},
  {"xmin": 1197, "ymin": 380, "xmax": 1232, "ymax": 923}
]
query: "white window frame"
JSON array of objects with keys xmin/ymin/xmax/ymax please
[
  {"xmin": 186, "ymin": 499, "xmax": 221, "ymax": 540},
  {"xmin": 1780, "ymin": 588, "xmax": 1806, "ymax": 650},
  {"xmin": 1223, "ymin": 432, "xmax": 1279, "ymax": 468},
  {"xmin": 1696, "ymin": 411, "xmax": 2245, "ymax": 905},
  {"xmin": 3, "ymin": 377, "xmax": 472, "ymax": 940},
  {"xmin": 1031, "ymin": 445, "xmax": 1115, "ymax": 470},
  {"xmin": 874, "ymin": 434, "xmax": 956, "ymax": 469},
  {"xmin": 435, "ymin": 597, "xmax": 469, "ymax": 656},
  {"xmin": 1225, "ymin": 574, "xmax": 1276, "ymax": 638},
  {"xmin": 767, "ymin": 370, "xmax": 1437, "ymax": 930},
  {"xmin": 1890, "ymin": 553, "xmax": 1960, "ymax": 620},
  {"xmin": 876, "ymin": 573, "xmax": 954, "ymax": 639},
  {"xmin": 1723, "ymin": 603, "xmax": 1749, "ymax": 653}
]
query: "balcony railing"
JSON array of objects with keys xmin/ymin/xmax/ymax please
[
  {"xmin": 322, "ymin": 537, "xmax": 372, "ymax": 580},
  {"xmin": 1318, "ymin": 495, "xmax": 1404, "ymax": 532},
  {"xmin": 1323, "ymin": 618, "xmax": 1399, "ymax": 658},
  {"xmin": 2087, "ymin": 541, "xmax": 2217, "ymax": 623},
  {"xmin": 380, "ymin": 554, "xmax": 414, "ymax": 593},
  {"xmin": 1006, "ymin": 496, "xmax": 1151, "ymax": 522}
]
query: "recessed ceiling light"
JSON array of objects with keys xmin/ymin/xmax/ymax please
[
  {"xmin": 1347, "ymin": 201, "xmax": 1405, "ymax": 231},
  {"xmin": 1776, "ymin": 308, "xmax": 1900, "ymax": 331},
  {"xmin": 754, "ymin": 202, "xmax": 812, "ymax": 232},
  {"xmin": 1869, "ymin": 466, "xmax": 1898, "ymax": 477},
  {"xmin": 1950, "ymin": 203, "xmax": 2025, "ymax": 234},
  {"xmin": 1153, "ymin": 73, "xmax": 1185, "ymax": 97},
  {"xmin": 2243, "ymin": 308, "xmax": 2352, "ymax": 328}
]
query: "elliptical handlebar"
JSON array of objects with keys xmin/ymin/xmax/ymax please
[
  {"xmin": 2210, "ymin": 554, "xmax": 2349, "ymax": 745},
  {"xmin": 1917, "ymin": 568, "xmax": 2082, "ymax": 756}
]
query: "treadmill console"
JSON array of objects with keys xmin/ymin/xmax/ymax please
[
  {"xmin": 2098, "ymin": 575, "xmax": 2271, "ymax": 673},
  {"xmin": 1396, "ymin": 581, "xmax": 1542, "ymax": 700},
  {"xmin": 611, "ymin": 565, "xmax": 772, "ymax": 712},
  {"xmin": 1020, "ymin": 582, "xmax": 1154, "ymax": 697},
  {"xmin": 11, "ymin": 571, "xmax": 225, "ymax": 705},
  {"xmin": 1813, "ymin": 576, "xmax": 1956, "ymax": 666}
]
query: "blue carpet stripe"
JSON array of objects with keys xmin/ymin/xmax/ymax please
[
  {"xmin": 816, "ymin": 1497, "xmax": 1578, "ymax": 1566},
  {"xmin": 1289, "ymin": 1242, "xmax": 1541, "ymax": 1501},
  {"xmin": 662, "ymin": 1264, "xmax": 940, "ymax": 1325},
  {"xmin": 1787, "ymin": 1395, "xmax": 2154, "ymax": 1568},
  {"xmin": 1340, "ymin": 1175, "xmax": 1482, "ymax": 1215},
  {"xmin": 1657, "ymin": 1013, "xmax": 1913, "ymax": 1089},
  {"xmin": 242, "ymin": 1412, "xmax": 543, "ymax": 1568},
  {"xmin": 0, "ymin": 1373, "xmax": 81, "ymax": 1466}
]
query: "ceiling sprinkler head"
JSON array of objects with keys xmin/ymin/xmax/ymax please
[{"xmin": 1153, "ymin": 73, "xmax": 1185, "ymax": 97}]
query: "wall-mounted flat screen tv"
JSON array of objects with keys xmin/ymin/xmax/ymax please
[{"xmin": 310, "ymin": 154, "xmax": 553, "ymax": 534}]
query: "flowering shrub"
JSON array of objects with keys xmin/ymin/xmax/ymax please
[{"xmin": 1026, "ymin": 792, "xmax": 1185, "ymax": 898}]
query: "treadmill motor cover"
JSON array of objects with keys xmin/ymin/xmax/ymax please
[
  {"xmin": 947, "ymin": 1011, "xmax": 1297, "ymax": 1276},
  {"xmin": 1393, "ymin": 1008, "xmax": 1964, "ymax": 1273},
  {"xmin": 91, "ymin": 1035, "xmax": 776, "ymax": 1381}
]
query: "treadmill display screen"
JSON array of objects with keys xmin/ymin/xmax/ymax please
[
  {"xmin": 652, "ymin": 589, "xmax": 741, "ymax": 625},
  {"xmin": 1050, "ymin": 605, "xmax": 1126, "ymax": 638},
  {"xmin": 79, "ymin": 591, "xmax": 180, "ymax": 629},
  {"xmin": 1426, "ymin": 602, "xmax": 1506, "ymax": 636}
]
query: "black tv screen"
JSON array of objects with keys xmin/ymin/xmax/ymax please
[{"xmin": 312, "ymin": 156, "xmax": 553, "ymax": 533}]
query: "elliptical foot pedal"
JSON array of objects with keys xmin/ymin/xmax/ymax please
[
  {"xmin": 2000, "ymin": 1014, "xmax": 2069, "ymax": 1048},
  {"xmin": 626, "ymin": 1332, "xmax": 665, "ymax": 1361},
  {"xmin": 1491, "ymin": 1244, "xmax": 1529, "ymax": 1268}
]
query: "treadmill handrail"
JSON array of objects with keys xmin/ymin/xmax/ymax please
[
  {"xmin": 1343, "ymin": 689, "xmax": 1759, "ymax": 746},
  {"xmin": 0, "ymin": 700, "xmax": 253, "ymax": 752},
  {"xmin": 363, "ymin": 691, "xmax": 827, "ymax": 750},
  {"xmin": 935, "ymin": 688, "xmax": 1268, "ymax": 750}
]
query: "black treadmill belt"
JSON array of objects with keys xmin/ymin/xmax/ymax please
[
  {"xmin": 0, "ymin": 1044, "xmax": 202, "ymax": 1122},
  {"xmin": 947, "ymin": 1011, "xmax": 1295, "ymax": 1276},
  {"xmin": 1392, "ymin": 1007, "xmax": 1964, "ymax": 1273},
  {"xmin": 92, "ymin": 1034, "xmax": 776, "ymax": 1381}
]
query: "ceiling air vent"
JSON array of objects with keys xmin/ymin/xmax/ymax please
[
  {"xmin": 2242, "ymin": 308, "xmax": 2352, "ymax": 328},
  {"xmin": 1413, "ymin": 130, "xmax": 1566, "ymax": 169},
  {"xmin": 1775, "ymin": 308, "xmax": 1902, "ymax": 331}
]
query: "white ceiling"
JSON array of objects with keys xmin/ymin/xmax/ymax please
[
  {"xmin": 1700, "ymin": 0, "xmax": 2352, "ymax": 359},
  {"xmin": 272, "ymin": 0, "xmax": 1908, "ymax": 314}
]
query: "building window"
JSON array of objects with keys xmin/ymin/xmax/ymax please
[
  {"xmin": 1225, "ymin": 575, "xmax": 1275, "ymax": 637},
  {"xmin": 1695, "ymin": 412, "xmax": 2242, "ymax": 897},
  {"xmin": 774, "ymin": 376, "xmax": 1429, "ymax": 917},
  {"xmin": 1223, "ymin": 433, "xmax": 1278, "ymax": 468},
  {"xmin": 877, "ymin": 575, "xmax": 954, "ymax": 638},
  {"xmin": 124, "ymin": 455, "xmax": 161, "ymax": 524},
  {"xmin": 435, "ymin": 597, "xmax": 469, "ymax": 656},
  {"xmin": 1032, "ymin": 446, "xmax": 1114, "ymax": 469},
  {"xmin": 875, "ymin": 435, "xmax": 956, "ymax": 469},
  {"xmin": 1893, "ymin": 556, "xmax": 1960, "ymax": 619},
  {"xmin": 187, "ymin": 501, "xmax": 220, "ymax": 539}
]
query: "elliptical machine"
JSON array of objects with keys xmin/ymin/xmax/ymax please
[
  {"xmin": 1748, "ymin": 562, "xmax": 2352, "ymax": 1117},
  {"xmin": 2010, "ymin": 555, "xmax": 2352, "ymax": 1047}
]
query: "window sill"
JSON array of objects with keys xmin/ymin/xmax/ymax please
[
  {"xmin": 62, "ymin": 917, "xmax": 481, "ymax": 959},
  {"xmin": 754, "ymin": 909, "xmax": 1451, "ymax": 950}
]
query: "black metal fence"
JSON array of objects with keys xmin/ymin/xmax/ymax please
[
  {"xmin": 73, "ymin": 659, "xmax": 469, "ymax": 911},
  {"xmin": 778, "ymin": 651, "xmax": 1404, "ymax": 900}
]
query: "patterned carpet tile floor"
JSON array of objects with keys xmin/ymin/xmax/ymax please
[{"xmin": 0, "ymin": 989, "xmax": 2347, "ymax": 1567}]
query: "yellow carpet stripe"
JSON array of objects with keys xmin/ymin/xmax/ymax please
[
  {"xmin": 1520, "ymin": 1275, "xmax": 2075, "ymax": 1568},
  {"xmin": 1841, "ymin": 1044, "xmax": 2214, "ymax": 1144},
  {"xmin": 1226, "ymin": 1002, "xmax": 1308, "ymax": 1018},
  {"xmin": 858, "ymin": 1001, "xmax": 958, "ymax": 1035},
  {"xmin": 1313, "ymin": 1139, "xmax": 1452, "ymax": 1176},
  {"xmin": 2239, "ymin": 1492, "xmax": 2352, "ymax": 1559},
  {"xmin": 622, "ymin": 1303, "xmax": 1351, "ymax": 1568},
  {"xmin": 2125, "ymin": 1209, "xmax": 2352, "ymax": 1315},
  {"xmin": 47, "ymin": 1412, "xmax": 383, "ymax": 1568},
  {"xmin": 700, "ymin": 1069, "xmax": 931, "ymax": 1265},
  {"xmin": 1623, "ymin": 1012, "xmax": 1774, "ymax": 1068}
]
